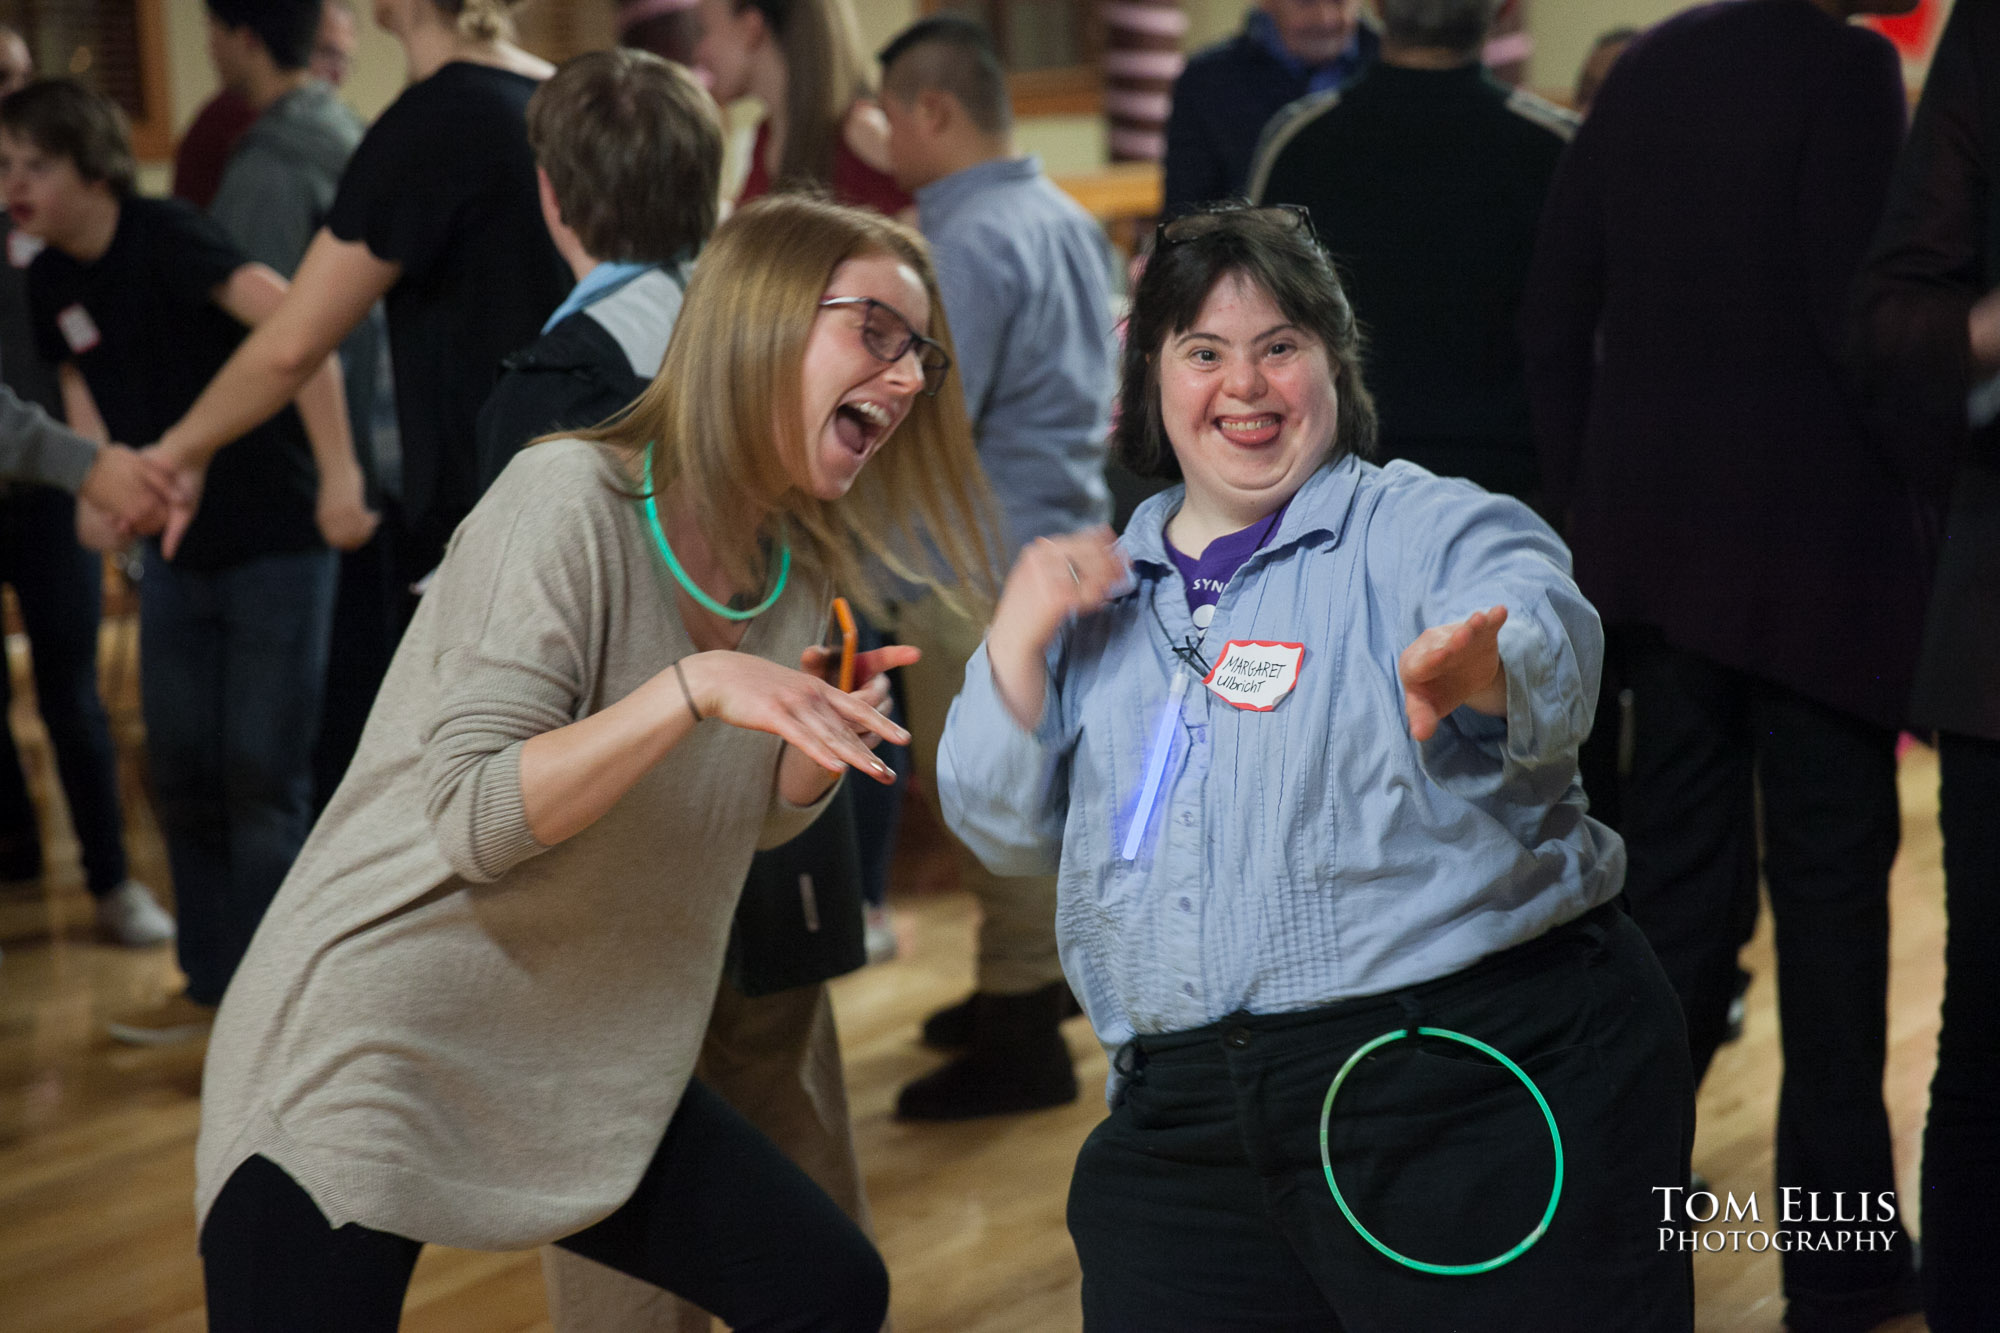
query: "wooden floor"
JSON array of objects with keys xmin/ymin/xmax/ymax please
[{"xmin": 0, "ymin": 635, "xmax": 1942, "ymax": 1332}]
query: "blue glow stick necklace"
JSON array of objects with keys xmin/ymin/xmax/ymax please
[{"xmin": 640, "ymin": 447, "xmax": 790, "ymax": 620}]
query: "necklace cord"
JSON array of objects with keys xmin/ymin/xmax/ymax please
[{"xmin": 641, "ymin": 447, "xmax": 791, "ymax": 622}]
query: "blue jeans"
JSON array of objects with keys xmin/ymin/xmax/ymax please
[
  {"xmin": 0, "ymin": 486, "xmax": 129, "ymax": 893},
  {"xmin": 140, "ymin": 544, "xmax": 336, "ymax": 1005}
]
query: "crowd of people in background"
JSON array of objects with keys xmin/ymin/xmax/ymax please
[{"xmin": 0, "ymin": 0, "xmax": 1989, "ymax": 1328}]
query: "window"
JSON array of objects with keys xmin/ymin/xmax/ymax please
[
  {"xmin": 0, "ymin": 0, "xmax": 172, "ymax": 159},
  {"xmin": 921, "ymin": 0, "xmax": 1104, "ymax": 116}
]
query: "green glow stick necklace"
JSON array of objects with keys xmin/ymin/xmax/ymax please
[{"xmin": 640, "ymin": 447, "xmax": 790, "ymax": 621}]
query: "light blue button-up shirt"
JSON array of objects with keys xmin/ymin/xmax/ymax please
[
  {"xmin": 938, "ymin": 455, "xmax": 1623, "ymax": 1099},
  {"xmin": 916, "ymin": 156, "xmax": 1115, "ymax": 557}
]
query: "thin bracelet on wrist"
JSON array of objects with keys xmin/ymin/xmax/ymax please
[{"xmin": 673, "ymin": 658, "xmax": 704, "ymax": 722}]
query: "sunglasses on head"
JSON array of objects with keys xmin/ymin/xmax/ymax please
[{"xmin": 1155, "ymin": 203, "xmax": 1318, "ymax": 249}]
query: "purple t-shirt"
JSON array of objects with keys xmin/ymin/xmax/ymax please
[{"xmin": 1165, "ymin": 503, "xmax": 1289, "ymax": 637}]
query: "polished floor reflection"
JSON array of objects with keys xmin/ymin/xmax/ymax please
[{"xmin": 0, "ymin": 625, "xmax": 1941, "ymax": 1331}]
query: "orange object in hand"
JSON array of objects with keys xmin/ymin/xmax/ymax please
[{"xmin": 827, "ymin": 596, "xmax": 857, "ymax": 692}]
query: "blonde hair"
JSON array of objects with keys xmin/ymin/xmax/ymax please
[
  {"xmin": 739, "ymin": 0, "xmax": 873, "ymax": 190},
  {"xmin": 583, "ymin": 195, "xmax": 999, "ymax": 618},
  {"xmin": 437, "ymin": 0, "xmax": 521, "ymax": 42}
]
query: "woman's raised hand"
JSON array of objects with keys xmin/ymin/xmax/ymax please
[
  {"xmin": 986, "ymin": 526, "xmax": 1129, "ymax": 731},
  {"xmin": 1398, "ymin": 605, "xmax": 1510, "ymax": 742},
  {"xmin": 679, "ymin": 649, "xmax": 912, "ymax": 784}
]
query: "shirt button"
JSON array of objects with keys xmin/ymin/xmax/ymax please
[
  {"xmin": 1179, "ymin": 811, "xmax": 1194, "ymax": 826},
  {"xmin": 1178, "ymin": 897, "xmax": 1192, "ymax": 912},
  {"xmin": 1182, "ymin": 982, "xmax": 1196, "ymax": 997},
  {"xmin": 1226, "ymin": 1026, "xmax": 1252, "ymax": 1049}
]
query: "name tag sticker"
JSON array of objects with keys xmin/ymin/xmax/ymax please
[
  {"xmin": 56, "ymin": 303, "xmax": 100, "ymax": 355},
  {"xmin": 1202, "ymin": 640, "xmax": 1305, "ymax": 711},
  {"xmin": 7, "ymin": 229, "xmax": 43, "ymax": 269}
]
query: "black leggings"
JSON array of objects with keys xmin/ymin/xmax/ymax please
[{"xmin": 200, "ymin": 1078, "xmax": 888, "ymax": 1333}]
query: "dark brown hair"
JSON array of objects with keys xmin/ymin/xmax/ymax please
[
  {"xmin": 1115, "ymin": 204, "xmax": 1377, "ymax": 481},
  {"xmin": 739, "ymin": 0, "xmax": 872, "ymax": 191},
  {"xmin": 0, "ymin": 79, "xmax": 135, "ymax": 197},
  {"xmin": 527, "ymin": 49, "xmax": 722, "ymax": 265},
  {"xmin": 878, "ymin": 15, "xmax": 1012, "ymax": 136}
]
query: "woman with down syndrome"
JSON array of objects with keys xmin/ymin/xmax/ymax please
[{"xmin": 939, "ymin": 202, "xmax": 1695, "ymax": 1332}]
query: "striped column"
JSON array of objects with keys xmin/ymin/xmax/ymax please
[{"xmin": 1101, "ymin": 0, "xmax": 1187, "ymax": 163}]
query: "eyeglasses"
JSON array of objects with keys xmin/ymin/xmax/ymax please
[
  {"xmin": 818, "ymin": 296, "xmax": 953, "ymax": 398},
  {"xmin": 1156, "ymin": 204, "xmax": 1317, "ymax": 249}
]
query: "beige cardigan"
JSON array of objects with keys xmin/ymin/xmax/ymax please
[{"xmin": 195, "ymin": 439, "xmax": 837, "ymax": 1249}]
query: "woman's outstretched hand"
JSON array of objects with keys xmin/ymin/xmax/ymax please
[
  {"xmin": 1398, "ymin": 605, "xmax": 1510, "ymax": 742},
  {"xmin": 680, "ymin": 648, "xmax": 911, "ymax": 785},
  {"xmin": 986, "ymin": 526, "xmax": 1129, "ymax": 730}
]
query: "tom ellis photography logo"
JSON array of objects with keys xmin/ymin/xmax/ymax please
[{"xmin": 1655, "ymin": 1188, "xmax": 1901, "ymax": 1254}]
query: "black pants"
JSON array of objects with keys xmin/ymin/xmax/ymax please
[
  {"xmin": 1615, "ymin": 632, "xmax": 1914, "ymax": 1303},
  {"xmin": 200, "ymin": 1078, "xmax": 888, "ymax": 1333},
  {"xmin": 0, "ymin": 486, "xmax": 128, "ymax": 894},
  {"xmin": 1068, "ymin": 905, "xmax": 1694, "ymax": 1332},
  {"xmin": 1923, "ymin": 731, "xmax": 2000, "ymax": 1332}
]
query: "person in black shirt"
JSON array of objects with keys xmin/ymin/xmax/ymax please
[
  {"xmin": 1248, "ymin": 0, "xmax": 1575, "ymax": 509},
  {"xmin": 152, "ymin": 0, "xmax": 568, "ymax": 609},
  {"xmin": 0, "ymin": 210, "xmax": 174, "ymax": 945},
  {"xmin": 0, "ymin": 78, "xmax": 367, "ymax": 1044}
]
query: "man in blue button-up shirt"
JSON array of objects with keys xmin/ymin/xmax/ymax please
[{"xmin": 878, "ymin": 16, "xmax": 1118, "ymax": 1121}]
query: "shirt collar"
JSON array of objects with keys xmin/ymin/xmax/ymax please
[
  {"xmin": 1120, "ymin": 451, "xmax": 1368, "ymax": 579},
  {"xmin": 914, "ymin": 154, "xmax": 1042, "ymax": 219},
  {"xmin": 541, "ymin": 259, "xmax": 658, "ymax": 334}
]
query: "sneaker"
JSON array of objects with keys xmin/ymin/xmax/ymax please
[
  {"xmin": 106, "ymin": 992, "xmax": 213, "ymax": 1046},
  {"xmin": 95, "ymin": 880, "xmax": 176, "ymax": 948},
  {"xmin": 863, "ymin": 904, "xmax": 898, "ymax": 965}
]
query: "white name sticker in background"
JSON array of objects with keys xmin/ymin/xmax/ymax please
[
  {"xmin": 1202, "ymin": 640, "xmax": 1305, "ymax": 711},
  {"xmin": 56, "ymin": 303, "xmax": 100, "ymax": 355},
  {"xmin": 7, "ymin": 229, "xmax": 44, "ymax": 269}
]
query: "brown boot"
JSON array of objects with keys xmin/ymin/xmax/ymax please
[{"xmin": 897, "ymin": 981, "xmax": 1079, "ymax": 1120}]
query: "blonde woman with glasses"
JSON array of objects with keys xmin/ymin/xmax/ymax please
[{"xmin": 193, "ymin": 195, "xmax": 993, "ymax": 1333}]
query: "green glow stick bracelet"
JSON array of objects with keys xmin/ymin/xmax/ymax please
[{"xmin": 1318, "ymin": 1026, "xmax": 1563, "ymax": 1275}]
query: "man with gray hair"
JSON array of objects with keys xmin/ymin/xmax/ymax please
[{"xmin": 1248, "ymin": 0, "xmax": 1573, "ymax": 510}]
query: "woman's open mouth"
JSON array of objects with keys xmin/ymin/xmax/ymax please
[
  {"xmin": 1216, "ymin": 413, "xmax": 1282, "ymax": 447},
  {"xmin": 833, "ymin": 399, "xmax": 895, "ymax": 456}
]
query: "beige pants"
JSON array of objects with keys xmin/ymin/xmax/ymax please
[
  {"xmin": 896, "ymin": 591, "xmax": 1064, "ymax": 997},
  {"xmin": 541, "ymin": 977, "xmax": 872, "ymax": 1332}
]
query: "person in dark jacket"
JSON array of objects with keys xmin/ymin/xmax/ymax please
[
  {"xmin": 1853, "ymin": 4, "xmax": 2000, "ymax": 1326},
  {"xmin": 1249, "ymin": 0, "xmax": 1574, "ymax": 508},
  {"xmin": 1162, "ymin": 0, "xmax": 1378, "ymax": 216},
  {"xmin": 1519, "ymin": 2, "xmax": 1927, "ymax": 1327},
  {"xmin": 473, "ymin": 50, "xmax": 715, "ymax": 488}
]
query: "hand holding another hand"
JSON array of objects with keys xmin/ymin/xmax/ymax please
[
  {"xmin": 140, "ymin": 443, "xmax": 206, "ymax": 560},
  {"xmin": 77, "ymin": 444, "xmax": 178, "ymax": 540}
]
